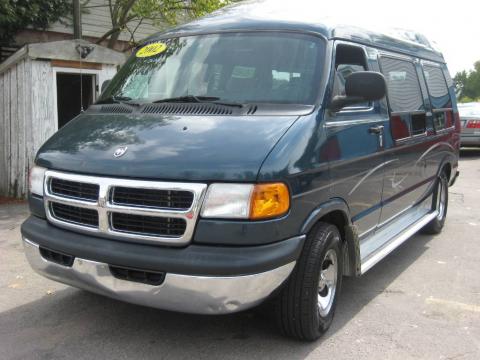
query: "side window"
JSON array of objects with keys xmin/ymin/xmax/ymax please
[
  {"xmin": 380, "ymin": 57, "xmax": 424, "ymax": 113},
  {"xmin": 423, "ymin": 65, "xmax": 453, "ymax": 131},
  {"xmin": 332, "ymin": 44, "xmax": 369, "ymax": 109},
  {"xmin": 379, "ymin": 56, "xmax": 427, "ymax": 140}
]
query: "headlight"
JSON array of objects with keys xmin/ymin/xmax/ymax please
[
  {"xmin": 29, "ymin": 166, "xmax": 47, "ymax": 196},
  {"xmin": 201, "ymin": 183, "xmax": 290, "ymax": 220}
]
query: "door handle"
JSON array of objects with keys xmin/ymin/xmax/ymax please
[
  {"xmin": 369, "ymin": 125, "xmax": 384, "ymax": 148},
  {"xmin": 369, "ymin": 125, "xmax": 384, "ymax": 134}
]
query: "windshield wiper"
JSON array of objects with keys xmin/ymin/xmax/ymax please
[
  {"xmin": 153, "ymin": 95, "xmax": 216, "ymax": 103},
  {"xmin": 152, "ymin": 95, "xmax": 244, "ymax": 108},
  {"xmin": 97, "ymin": 95, "xmax": 141, "ymax": 106}
]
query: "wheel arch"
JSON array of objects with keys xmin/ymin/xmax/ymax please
[
  {"xmin": 437, "ymin": 150, "xmax": 458, "ymax": 183},
  {"xmin": 441, "ymin": 161, "xmax": 452, "ymax": 181},
  {"xmin": 301, "ymin": 198, "xmax": 361, "ymax": 277}
]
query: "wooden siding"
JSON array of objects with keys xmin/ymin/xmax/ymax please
[
  {"xmin": 0, "ymin": 63, "xmax": 9, "ymax": 195},
  {"xmin": 98, "ymin": 64, "xmax": 118, "ymax": 89},
  {"xmin": 51, "ymin": 59, "xmax": 103, "ymax": 70},
  {"xmin": 0, "ymin": 59, "xmax": 56, "ymax": 198},
  {"xmin": 49, "ymin": 0, "xmax": 163, "ymax": 43},
  {"xmin": 31, "ymin": 61, "xmax": 56, "ymax": 164}
]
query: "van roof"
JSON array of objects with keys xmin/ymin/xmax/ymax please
[{"xmin": 148, "ymin": 0, "xmax": 445, "ymax": 64}]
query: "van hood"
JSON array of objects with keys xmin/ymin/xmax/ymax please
[{"xmin": 36, "ymin": 113, "xmax": 298, "ymax": 182}]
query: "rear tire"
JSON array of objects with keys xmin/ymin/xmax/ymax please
[
  {"xmin": 274, "ymin": 222, "xmax": 343, "ymax": 341},
  {"xmin": 422, "ymin": 172, "xmax": 448, "ymax": 234}
]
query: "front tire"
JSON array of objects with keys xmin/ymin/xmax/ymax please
[
  {"xmin": 422, "ymin": 172, "xmax": 448, "ymax": 234},
  {"xmin": 274, "ymin": 222, "xmax": 343, "ymax": 341}
]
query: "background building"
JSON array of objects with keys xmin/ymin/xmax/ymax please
[
  {"xmin": 1, "ymin": 0, "xmax": 162, "ymax": 62},
  {"xmin": 0, "ymin": 39, "xmax": 126, "ymax": 198}
]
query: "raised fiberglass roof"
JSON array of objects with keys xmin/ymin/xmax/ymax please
[{"xmin": 148, "ymin": 0, "xmax": 444, "ymax": 63}]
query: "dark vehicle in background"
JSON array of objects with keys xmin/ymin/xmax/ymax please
[
  {"xmin": 21, "ymin": 1, "xmax": 460, "ymax": 341},
  {"xmin": 459, "ymin": 102, "xmax": 480, "ymax": 146}
]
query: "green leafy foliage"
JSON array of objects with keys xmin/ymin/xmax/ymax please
[
  {"xmin": 0, "ymin": 0, "xmax": 71, "ymax": 46},
  {"xmin": 454, "ymin": 61, "xmax": 480, "ymax": 103},
  {"xmin": 100, "ymin": 0, "xmax": 232, "ymax": 48}
]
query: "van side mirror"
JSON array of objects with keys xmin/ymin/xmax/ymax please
[
  {"xmin": 329, "ymin": 71, "xmax": 387, "ymax": 112},
  {"xmin": 101, "ymin": 80, "xmax": 111, "ymax": 93}
]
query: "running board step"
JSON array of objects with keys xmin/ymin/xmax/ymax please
[{"xmin": 360, "ymin": 211, "xmax": 438, "ymax": 274}]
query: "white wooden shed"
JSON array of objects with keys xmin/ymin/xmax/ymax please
[{"xmin": 0, "ymin": 39, "xmax": 126, "ymax": 198}]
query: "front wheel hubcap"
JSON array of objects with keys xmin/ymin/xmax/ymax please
[{"xmin": 318, "ymin": 249, "xmax": 338, "ymax": 317}]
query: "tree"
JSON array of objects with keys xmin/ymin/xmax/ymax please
[
  {"xmin": 0, "ymin": 0, "xmax": 71, "ymax": 46},
  {"xmin": 454, "ymin": 61, "xmax": 480, "ymax": 103},
  {"xmin": 96, "ymin": 0, "xmax": 232, "ymax": 49}
]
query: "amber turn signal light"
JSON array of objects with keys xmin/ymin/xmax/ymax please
[{"xmin": 249, "ymin": 183, "xmax": 290, "ymax": 220}]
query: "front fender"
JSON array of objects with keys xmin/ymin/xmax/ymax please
[{"xmin": 300, "ymin": 197, "xmax": 351, "ymax": 234}]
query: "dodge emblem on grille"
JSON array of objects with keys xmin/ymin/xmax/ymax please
[{"xmin": 114, "ymin": 146, "xmax": 128, "ymax": 158}]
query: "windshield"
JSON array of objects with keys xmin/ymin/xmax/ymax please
[{"xmin": 99, "ymin": 32, "xmax": 325, "ymax": 106}]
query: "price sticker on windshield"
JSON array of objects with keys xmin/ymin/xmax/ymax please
[{"xmin": 136, "ymin": 42, "xmax": 167, "ymax": 58}]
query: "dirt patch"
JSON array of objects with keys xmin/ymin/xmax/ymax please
[{"xmin": 0, "ymin": 197, "xmax": 26, "ymax": 205}]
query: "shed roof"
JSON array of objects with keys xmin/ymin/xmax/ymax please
[{"xmin": 0, "ymin": 39, "xmax": 126, "ymax": 74}]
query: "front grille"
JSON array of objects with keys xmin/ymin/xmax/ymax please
[
  {"xmin": 44, "ymin": 171, "xmax": 206, "ymax": 245},
  {"xmin": 109, "ymin": 265, "xmax": 165, "ymax": 286},
  {"xmin": 39, "ymin": 247, "xmax": 75, "ymax": 267},
  {"xmin": 111, "ymin": 213, "xmax": 186, "ymax": 237},
  {"xmin": 51, "ymin": 178, "xmax": 99, "ymax": 201},
  {"xmin": 112, "ymin": 187, "xmax": 194, "ymax": 210},
  {"xmin": 51, "ymin": 202, "xmax": 99, "ymax": 227}
]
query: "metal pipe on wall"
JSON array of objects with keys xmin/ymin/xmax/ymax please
[{"xmin": 73, "ymin": 0, "xmax": 82, "ymax": 39}]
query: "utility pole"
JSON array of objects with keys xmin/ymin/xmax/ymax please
[{"xmin": 73, "ymin": 0, "xmax": 82, "ymax": 39}]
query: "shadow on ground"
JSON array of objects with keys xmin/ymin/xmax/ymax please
[
  {"xmin": 460, "ymin": 147, "xmax": 480, "ymax": 159},
  {"xmin": 0, "ymin": 233, "xmax": 435, "ymax": 359}
]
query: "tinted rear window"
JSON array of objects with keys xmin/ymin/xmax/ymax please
[{"xmin": 423, "ymin": 65, "xmax": 451, "ymax": 109}]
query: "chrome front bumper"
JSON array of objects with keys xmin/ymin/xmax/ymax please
[{"xmin": 23, "ymin": 238, "xmax": 295, "ymax": 314}]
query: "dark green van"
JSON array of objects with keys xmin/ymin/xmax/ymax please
[{"xmin": 21, "ymin": 2, "xmax": 460, "ymax": 340}]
